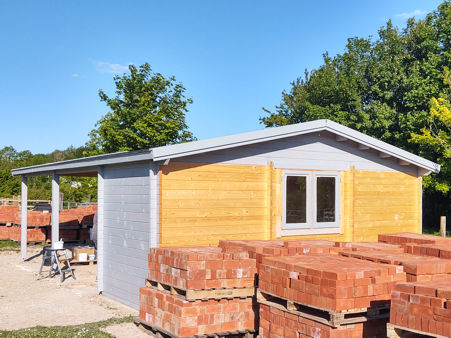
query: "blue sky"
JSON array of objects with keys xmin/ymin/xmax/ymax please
[{"xmin": 0, "ymin": 0, "xmax": 443, "ymax": 154}]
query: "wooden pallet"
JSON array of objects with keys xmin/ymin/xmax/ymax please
[
  {"xmin": 386, "ymin": 323, "xmax": 447, "ymax": 338},
  {"xmin": 70, "ymin": 259, "xmax": 96, "ymax": 265},
  {"xmin": 145, "ymin": 279, "xmax": 254, "ymax": 301},
  {"xmin": 256, "ymin": 290, "xmax": 389, "ymax": 327},
  {"xmin": 136, "ymin": 317, "xmax": 256, "ymax": 338}
]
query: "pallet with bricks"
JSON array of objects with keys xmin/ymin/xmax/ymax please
[
  {"xmin": 138, "ymin": 234, "xmax": 451, "ymax": 338},
  {"xmin": 340, "ymin": 250, "xmax": 451, "ymax": 282},
  {"xmin": 378, "ymin": 232, "xmax": 451, "ymax": 247},
  {"xmin": 139, "ymin": 246, "xmax": 257, "ymax": 337},
  {"xmin": 388, "ymin": 279, "xmax": 451, "ymax": 337},
  {"xmin": 256, "ymin": 254, "xmax": 404, "ymax": 337}
]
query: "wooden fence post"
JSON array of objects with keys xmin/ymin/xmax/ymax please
[{"xmin": 440, "ymin": 216, "xmax": 447, "ymax": 237}]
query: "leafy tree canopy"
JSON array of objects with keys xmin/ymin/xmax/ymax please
[
  {"xmin": 0, "ymin": 146, "xmax": 96, "ymax": 202},
  {"xmin": 261, "ymin": 0, "xmax": 451, "ymax": 226},
  {"xmin": 86, "ymin": 62, "xmax": 194, "ymax": 154},
  {"xmin": 411, "ymin": 67, "xmax": 451, "ymax": 194}
]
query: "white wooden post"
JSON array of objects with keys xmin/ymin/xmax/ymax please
[
  {"xmin": 440, "ymin": 216, "xmax": 447, "ymax": 237},
  {"xmin": 20, "ymin": 176, "xmax": 28, "ymax": 259},
  {"xmin": 51, "ymin": 172, "xmax": 60, "ymax": 248},
  {"xmin": 149, "ymin": 163, "xmax": 159, "ymax": 248},
  {"xmin": 97, "ymin": 166, "xmax": 104, "ymax": 293}
]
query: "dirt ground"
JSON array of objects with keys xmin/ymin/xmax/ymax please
[{"xmin": 0, "ymin": 246, "xmax": 148, "ymax": 337}]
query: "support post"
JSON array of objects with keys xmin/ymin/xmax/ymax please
[
  {"xmin": 20, "ymin": 176, "xmax": 28, "ymax": 259},
  {"xmin": 51, "ymin": 172, "xmax": 60, "ymax": 248},
  {"xmin": 97, "ymin": 166, "xmax": 104, "ymax": 293},
  {"xmin": 440, "ymin": 216, "xmax": 447, "ymax": 237}
]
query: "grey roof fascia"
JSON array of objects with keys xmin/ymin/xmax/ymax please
[
  {"xmin": 11, "ymin": 149, "xmax": 153, "ymax": 176},
  {"xmin": 12, "ymin": 119, "xmax": 440, "ymax": 177},
  {"xmin": 323, "ymin": 120, "xmax": 440, "ymax": 173},
  {"xmin": 151, "ymin": 119, "xmax": 440, "ymax": 173}
]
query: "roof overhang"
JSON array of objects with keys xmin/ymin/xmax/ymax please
[
  {"xmin": 11, "ymin": 119, "xmax": 440, "ymax": 177},
  {"xmin": 151, "ymin": 119, "xmax": 440, "ymax": 174},
  {"xmin": 11, "ymin": 149, "xmax": 153, "ymax": 177}
]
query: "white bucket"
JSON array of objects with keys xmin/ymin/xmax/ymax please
[
  {"xmin": 78, "ymin": 253, "xmax": 88, "ymax": 262},
  {"xmin": 54, "ymin": 241, "xmax": 64, "ymax": 249}
]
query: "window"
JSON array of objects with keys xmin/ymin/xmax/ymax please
[
  {"xmin": 282, "ymin": 171, "xmax": 340, "ymax": 234},
  {"xmin": 283, "ymin": 173, "xmax": 311, "ymax": 229},
  {"xmin": 314, "ymin": 173, "xmax": 340, "ymax": 228}
]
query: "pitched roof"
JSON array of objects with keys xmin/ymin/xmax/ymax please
[{"xmin": 12, "ymin": 119, "xmax": 440, "ymax": 176}]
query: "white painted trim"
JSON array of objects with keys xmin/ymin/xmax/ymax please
[
  {"xmin": 149, "ymin": 162, "xmax": 159, "ymax": 248},
  {"xmin": 313, "ymin": 172, "xmax": 341, "ymax": 228},
  {"xmin": 282, "ymin": 172, "xmax": 311, "ymax": 230},
  {"xmin": 20, "ymin": 177, "xmax": 28, "ymax": 259},
  {"xmin": 280, "ymin": 227, "xmax": 341, "ymax": 237},
  {"xmin": 281, "ymin": 170, "xmax": 342, "ymax": 234},
  {"xmin": 97, "ymin": 166, "xmax": 104, "ymax": 293},
  {"xmin": 420, "ymin": 176, "xmax": 423, "ymax": 234},
  {"xmin": 51, "ymin": 172, "xmax": 60, "ymax": 247}
]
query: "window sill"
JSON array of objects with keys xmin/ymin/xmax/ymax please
[{"xmin": 279, "ymin": 227, "xmax": 341, "ymax": 237}]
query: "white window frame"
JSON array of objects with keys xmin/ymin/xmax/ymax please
[
  {"xmin": 282, "ymin": 172, "xmax": 311, "ymax": 230},
  {"xmin": 281, "ymin": 170, "xmax": 341, "ymax": 236},
  {"xmin": 313, "ymin": 172, "xmax": 341, "ymax": 229}
]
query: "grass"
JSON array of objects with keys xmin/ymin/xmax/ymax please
[
  {"xmin": 422, "ymin": 226, "xmax": 451, "ymax": 237},
  {"xmin": 0, "ymin": 240, "xmax": 20, "ymax": 252},
  {"xmin": 0, "ymin": 316, "xmax": 135, "ymax": 338}
]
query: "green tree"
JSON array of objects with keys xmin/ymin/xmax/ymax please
[
  {"xmin": 86, "ymin": 62, "xmax": 194, "ymax": 154},
  {"xmin": 261, "ymin": 0, "xmax": 451, "ymax": 228},
  {"xmin": 0, "ymin": 146, "xmax": 96, "ymax": 203},
  {"xmin": 411, "ymin": 67, "xmax": 451, "ymax": 195}
]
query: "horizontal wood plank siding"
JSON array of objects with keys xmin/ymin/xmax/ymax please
[
  {"xmin": 103, "ymin": 161, "xmax": 150, "ymax": 309},
  {"xmin": 351, "ymin": 170, "xmax": 420, "ymax": 241},
  {"xmin": 160, "ymin": 161, "xmax": 421, "ymax": 246},
  {"xmin": 160, "ymin": 162, "xmax": 267, "ymax": 246}
]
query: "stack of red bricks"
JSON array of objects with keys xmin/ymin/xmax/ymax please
[
  {"xmin": 0, "ymin": 206, "xmax": 19, "ymax": 224},
  {"xmin": 138, "ymin": 233, "xmax": 451, "ymax": 337},
  {"xmin": 258, "ymin": 255, "xmax": 402, "ymax": 337},
  {"xmin": 334, "ymin": 241, "xmax": 404, "ymax": 253},
  {"xmin": 379, "ymin": 232, "xmax": 451, "ymax": 247},
  {"xmin": 0, "ymin": 205, "xmax": 96, "ymax": 242},
  {"xmin": 390, "ymin": 279, "xmax": 451, "ymax": 337},
  {"xmin": 148, "ymin": 246, "xmax": 256, "ymax": 290},
  {"xmin": 259, "ymin": 255, "xmax": 405, "ymax": 311},
  {"xmin": 406, "ymin": 243, "xmax": 451, "ymax": 259},
  {"xmin": 140, "ymin": 246, "xmax": 257, "ymax": 337},
  {"xmin": 340, "ymin": 250, "xmax": 451, "ymax": 282},
  {"xmin": 259, "ymin": 304, "xmax": 388, "ymax": 338},
  {"xmin": 218, "ymin": 239, "xmax": 344, "ymax": 270},
  {"xmin": 139, "ymin": 287, "xmax": 255, "ymax": 336},
  {"xmin": 218, "ymin": 240, "xmax": 286, "ymax": 268}
]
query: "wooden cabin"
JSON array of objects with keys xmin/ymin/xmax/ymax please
[{"xmin": 12, "ymin": 119, "xmax": 440, "ymax": 308}]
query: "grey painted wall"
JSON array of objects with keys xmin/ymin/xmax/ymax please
[
  {"xmin": 173, "ymin": 131, "xmax": 418, "ymax": 175},
  {"xmin": 102, "ymin": 161, "xmax": 151, "ymax": 309}
]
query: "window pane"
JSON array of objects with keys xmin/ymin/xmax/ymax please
[
  {"xmin": 317, "ymin": 177, "xmax": 335, "ymax": 222},
  {"xmin": 286, "ymin": 176, "xmax": 306, "ymax": 223}
]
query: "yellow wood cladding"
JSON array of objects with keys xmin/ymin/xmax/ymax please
[
  {"xmin": 351, "ymin": 170, "xmax": 421, "ymax": 241},
  {"xmin": 159, "ymin": 162, "xmax": 421, "ymax": 246},
  {"xmin": 160, "ymin": 162, "xmax": 267, "ymax": 247}
]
